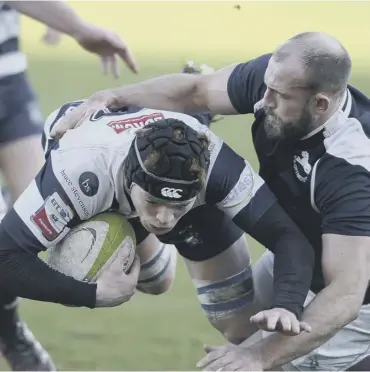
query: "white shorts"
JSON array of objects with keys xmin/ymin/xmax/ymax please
[{"xmin": 253, "ymin": 251, "xmax": 370, "ymax": 371}]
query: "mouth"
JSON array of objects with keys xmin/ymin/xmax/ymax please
[{"xmin": 146, "ymin": 223, "xmax": 173, "ymax": 235}]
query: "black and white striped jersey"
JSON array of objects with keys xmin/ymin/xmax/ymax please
[
  {"xmin": 228, "ymin": 53, "xmax": 370, "ymax": 298},
  {"xmin": 0, "ymin": 102, "xmax": 317, "ymax": 310},
  {"xmin": 0, "ymin": 3, "xmax": 27, "ymax": 79},
  {"xmin": 4, "ymin": 102, "xmax": 276, "ymax": 254}
]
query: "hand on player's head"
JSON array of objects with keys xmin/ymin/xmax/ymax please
[
  {"xmin": 95, "ymin": 253, "xmax": 140, "ymax": 307},
  {"xmin": 250, "ymin": 308, "xmax": 311, "ymax": 336},
  {"xmin": 50, "ymin": 90, "xmax": 118, "ymax": 140}
]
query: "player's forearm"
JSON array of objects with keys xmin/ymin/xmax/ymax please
[
  {"xmin": 110, "ymin": 74, "xmax": 207, "ymax": 113},
  {"xmin": 245, "ymin": 202, "xmax": 314, "ymax": 318},
  {"xmin": 249, "ymin": 282, "xmax": 360, "ymax": 370},
  {"xmin": 7, "ymin": 1, "xmax": 89, "ymax": 38},
  {"xmin": 0, "ymin": 240, "xmax": 96, "ymax": 308}
]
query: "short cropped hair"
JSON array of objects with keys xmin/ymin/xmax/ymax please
[{"xmin": 273, "ymin": 32, "xmax": 352, "ymax": 97}]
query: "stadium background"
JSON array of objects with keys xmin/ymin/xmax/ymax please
[{"xmin": 1, "ymin": 1, "xmax": 369, "ymax": 370}]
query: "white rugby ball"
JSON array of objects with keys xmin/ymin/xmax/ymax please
[{"xmin": 45, "ymin": 212, "xmax": 136, "ymax": 282}]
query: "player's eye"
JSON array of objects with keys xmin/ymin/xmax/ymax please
[
  {"xmin": 172, "ymin": 204, "xmax": 189, "ymax": 210},
  {"xmin": 279, "ymin": 93, "xmax": 290, "ymax": 99},
  {"xmin": 146, "ymin": 199, "xmax": 158, "ymax": 205}
]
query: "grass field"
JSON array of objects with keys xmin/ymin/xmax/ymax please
[{"xmin": 1, "ymin": 2, "xmax": 370, "ymax": 370}]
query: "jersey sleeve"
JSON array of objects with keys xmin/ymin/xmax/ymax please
[
  {"xmin": 1, "ymin": 147, "xmax": 114, "ymax": 254},
  {"xmin": 205, "ymin": 141, "xmax": 277, "ymax": 228},
  {"xmin": 227, "ymin": 53, "xmax": 270, "ymax": 114},
  {"xmin": 313, "ymin": 154, "xmax": 370, "ymax": 236},
  {"xmin": 42, "ymin": 100, "xmax": 85, "ymax": 157}
]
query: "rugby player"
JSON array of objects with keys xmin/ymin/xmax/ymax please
[
  {"xmin": 55, "ymin": 32, "xmax": 370, "ymax": 371},
  {"xmin": 0, "ymin": 1, "xmax": 137, "ymax": 369},
  {"xmin": 0, "ymin": 102, "xmax": 315, "ymax": 355}
]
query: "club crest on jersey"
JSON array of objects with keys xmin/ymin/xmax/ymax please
[
  {"xmin": 31, "ymin": 192, "xmax": 73, "ymax": 241},
  {"xmin": 161, "ymin": 187, "xmax": 183, "ymax": 199},
  {"xmin": 293, "ymin": 151, "xmax": 312, "ymax": 183},
  {"xmin": 107, "ymin": 113, "xmax": 165, "ymax": 134}
]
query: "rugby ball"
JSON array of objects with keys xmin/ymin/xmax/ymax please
[{"xmin": 45, "ymin": 212, "xmax": 136, "ymax": 282}]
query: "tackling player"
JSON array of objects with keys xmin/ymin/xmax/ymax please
[{"xmin": 0, "ymin": 103, "xmax": 314, "ymax": 351}]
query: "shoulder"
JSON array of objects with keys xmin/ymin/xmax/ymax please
[
  {"xmin": 312, "ymin": 109, "xmax": 370, "ymax": 217},
  {"xmin": 227, "ymin": 53, "xmax": 271, "ymax": 114},
  {"xmin": 229, "ymin": 53, "xmax": 272, "ymax": 81},
  {"xmin": 321, "ymin": 114, "xmax": 370, "ymax": 174}
]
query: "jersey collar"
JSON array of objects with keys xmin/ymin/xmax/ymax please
[{"xmin": 300, "ymin": 88, "xmax": 352, "ymax": 141}]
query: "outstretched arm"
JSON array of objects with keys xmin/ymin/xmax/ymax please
[{"xmin": 50, "ymin": 54, "xmax": 271, "ymax": 139}]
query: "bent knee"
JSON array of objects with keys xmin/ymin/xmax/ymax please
[{"xmin": 137, "ymin": 243, "xmax": 177, "ymax": 295}]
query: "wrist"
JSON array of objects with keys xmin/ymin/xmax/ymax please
[
  {"xmin": 273, "ymin": 293, "xmax": 304, "ymax": 319},
  {"xmin": 68, "ymin": 18, "xmax": 93, "ymax": 41},
  {"xmin": 91, "ymin": 88, "xmax": 122, "ymax": 109},
  {"xmin": 244, "ymin": 346, "xmax": 266, "ymax": 370}
]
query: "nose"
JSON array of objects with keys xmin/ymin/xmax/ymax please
[
  {"xmin": 262, "ymin": 88, "xmax": 276, "ymax": 109},
  {"xmin": 156, "ymin": 206, "xmax": 175, "ymax": 226}
]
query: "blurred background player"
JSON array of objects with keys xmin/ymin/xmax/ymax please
[{"xmin": 0, "ymin": 1, "xmax": 137, "ymax": 370}]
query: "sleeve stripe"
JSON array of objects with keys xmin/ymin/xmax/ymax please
[
  {"xmin": 205, "ymin": 142, "xmax": 246, "ymax": 204},
  {"xmin": 217, "ymin": 161, "xmax": 258, "ymax": 219},
  {"xmin": 232, "ymin": 182, "xmax": 277, "ymax": 230}
]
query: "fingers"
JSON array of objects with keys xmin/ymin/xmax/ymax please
[
  {"xmin": 249, "ymin": 311, "xmax": 266, "ymax": 324},
  {"xmin": 300, "ymin": 321, "xmax": 312, "ymax": 333},
  {"xmin": 117, "ymin": 46, "xmax": 138, "ymax": 74},
  {"xmin": 197, "ymin": 348, "xmax": 224, "ymax": 370},
  {"xmin": 103, "ymin": 31, "xmax": 138, "ymax": 74},
  {"xmin": 127, "ymin": 254, "xmax": 141, "ymax": 279},
  {"xmin": 198, "ymin": 353, "xmax": 233, "ymax": 371},
  {"xmin": 110, "ymin": 32, "xmax": 138, "ymax": 73},
  {"xmin": 266, "ymin": 312, "xmax": 280, "ymax": 331},
  {"xmin": 250, "ymin": 309, "xmax": 312, "ymax": 335},
  {"xmin": 204, "ymin": 344, "xmax": 221, "ymax": 354},
  {"xmin": 42, "ymin": 27, "xmax": 62, "ymax": 46},
  {"xmin": 290, "ymin": 317, "xmax": 300, "ymax": 335},
  {"xmin": 110, "ymin": 55, "xmax": 119, "ymax": 79},
  {"xmin": 101, "ymin": 56, "xmax": 109, "ymax": 75},
  {"xmin": 101, "ymin": 56, "xmax": 120, "ymax": 79},
  {"xmin": 50, "ymin": 104, "xmax": 86, "ymax": 139},
  {"xmin": 51, "ymin": 107, "xmax": 93, "ymax": 139}
]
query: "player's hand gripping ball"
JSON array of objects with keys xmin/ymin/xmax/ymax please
[{"xmin": 46, "ymin": 212, "xmax": 136, "ymax": 282}]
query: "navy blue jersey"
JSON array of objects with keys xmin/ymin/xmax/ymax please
[{"xmin": 227, "ymin": 53, "xmax": 370, "ymax": 298}]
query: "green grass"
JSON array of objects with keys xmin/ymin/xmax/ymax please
[{"xmin": 2, "ymin": 2, "xmax": 370, "ymax": 370}]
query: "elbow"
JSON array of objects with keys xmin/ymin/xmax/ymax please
[
  {"xmin": 333, "ymin": 291, "xmax": 363, "ymax": 326},
  {"xmin": 325, "ymin": 277, "xmax": 367, "ymax": 325},
  {"xmin": 345, "ymin": 295, "xmax": 363, "ymax": 322}
]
